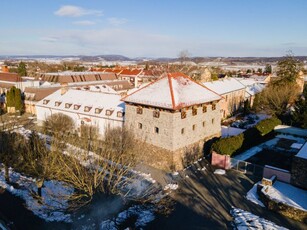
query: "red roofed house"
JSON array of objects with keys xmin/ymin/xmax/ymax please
[{"xmin": 123, "ymin": 72, "xmax": 222, "ymax": 169}]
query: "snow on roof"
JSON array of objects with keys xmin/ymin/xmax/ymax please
[
  {"xmin": 245, "ymin": 83, "xmax": 265, "ymax": 97},
  {"xmin": 203, "ymin": 78, "xmax": 245, "ymax": 95},
  {"xmin": 296, "ymin": 142, "xmax": 307, "ymax": 159},
  {"xmin": 122, "ymin": 72, "xmax": 222, "ymax": 110},
  {"xmin": 36, "ymin": 88, "xmax": 124, "ymax": 120},
  {"xmin": 44, "ymin": 71, "xmax": 109, "ymax": 76}
]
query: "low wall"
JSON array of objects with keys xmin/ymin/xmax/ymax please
[
  {"xmin": 211, "ymin": 151, "xmax": 230, "ymax": 169},
  {"xmin": 258, "ymin": 184, "xmax": 307, "ymax": 223},
  {"xmin": 291, "ymin": 156, "xmax": 307, "ymax": 189},
  {"xmin": 263, "ymin": 165, "xmax": 291, "ymax": 183}
]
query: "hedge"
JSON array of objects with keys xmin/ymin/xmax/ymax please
[
  {"xmin": 212, "ymin": 133, "xmax": 244, "ymax": 156},
  {"xmin": 212, "ymin": 117, "xmax": 281, "ymax": 156},
  {"xmin": 255, "ymin": 117, "xmax": 281, "ymax": 136}
]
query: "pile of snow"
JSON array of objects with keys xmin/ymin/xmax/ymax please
[
  {"xmin": 231, "ymin": 207, "xmax": 288, "ymax": 230},
  {"xmin": 214, "ymin": 169, "xmax": 226, "ymax": 175},
  {"xmin": 163, "ymin": 183, "xmax": 178, "ymax": 190},
  {"xmin": 100, "ymin": 205, "xmax": 155, "ymax": 229},
  {"xmin": 0, "ymin": 167, "xmax": 73, "ymax": 222},
  {"xmin": 246, "ymin": 182, "xmax": 265, "ymax": 207}
]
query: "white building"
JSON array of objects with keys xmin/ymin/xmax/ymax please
[{"xmin": 36, "ymin": 85, "xmax": 125, "ymax": 136}]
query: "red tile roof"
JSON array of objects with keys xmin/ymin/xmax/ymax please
[{"xmin": 0, "ymin": 73, "xmax": 22, "ymax": 82}]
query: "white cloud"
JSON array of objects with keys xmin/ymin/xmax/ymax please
[
  {"xmin": 73, "ymin": 20, "xmax": 96, "ymax": 26},
  {"xmin": 107, "ymin": 17, "xmax": 128, "ymax": 26},
  {"xmin": 54, "ymin": 5, "xmax": 103, "ymax": 17},
  {"xmin": 40, "ymin": 36, "xmax": 59, "ymax": 42}
]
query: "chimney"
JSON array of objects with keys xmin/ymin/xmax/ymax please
[{"xmin": 61, "ymin": 82, "xmax": 68, "ymax": 95}]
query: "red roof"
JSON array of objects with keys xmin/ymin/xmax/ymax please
[
  {"xmin": 0, "ymin": 73, "xmax": 22, "ymax": 82},
  {"xmin": 120, "ymin": 69, "xmax": 142, "ymax": 76}
]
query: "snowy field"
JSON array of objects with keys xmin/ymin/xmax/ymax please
[{"xmin": 231, "ymin": 207, "xmax": 288, "ymax": 230}]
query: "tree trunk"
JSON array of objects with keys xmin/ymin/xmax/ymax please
[
  {"xmin": 36, "ymin": 178, "xmax": 44, "ymax": 197},
  {"xmin": 4, "ymin": 165, "xmax": 10, "ymax": 183}
]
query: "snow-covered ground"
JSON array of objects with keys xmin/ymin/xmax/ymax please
[
  {"xmin": 0, "ymin": 167, "xmax": 73, "ymax": 222},
  {"xmin": 264, "ymin": 181, "xmax": 307, "ymax": 211},
  {"xmin": 231, "ymin": 114, "xmax": 269, "ymax": 129},
  {"xmin": 100, "ymin": 205, "xmax": 155, "ymax": 230},
  {"xmin": 231, "ymin": 207, "xmax": 288, "ymax": 230},
  {"xmin": 221, "ymin": 126, "xmax": 245, "ymax": 137}
]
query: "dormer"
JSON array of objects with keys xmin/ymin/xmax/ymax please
[
  {"xmin": 43, "ymin": 99, "xmax": 50, "ymax": 105},
  {"xmin": 84, "ymin": 106, "xmax": 92, "ymax": 112},
  {"xmin": 65, "ymin": 103, "xmax": 72, "ymax": 109},
  {"xmin": 74, "ymin": 104, "xmax": 81, "ymax": 110},
  {"xmin": 55, "ymin": 101, "xmax": 62, "ymax": 107},
  {"xmin": 95, "ymin": 108, "xmax": 103, "ymax": 114}
]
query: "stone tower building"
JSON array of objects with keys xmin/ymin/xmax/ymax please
[{"xmin": 122, "ymin": 73, "xmax": 222, "ymax": 169}]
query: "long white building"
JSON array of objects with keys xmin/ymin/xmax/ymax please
[{"xmin": 36, "ymin": 85, "xmax": 124, "ymax": 135}]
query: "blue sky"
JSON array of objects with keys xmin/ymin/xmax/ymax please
[{"xmin": 0, "ymin": 0, "xmax": 307, "ymax": 57}]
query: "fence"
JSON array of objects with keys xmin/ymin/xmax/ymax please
[{"xmin": 230, "ymin": 158, "xmax": 264, "ymax": 178}]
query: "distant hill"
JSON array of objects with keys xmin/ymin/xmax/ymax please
[{"xmin": 1, "ymin": 55, "xmax": 306, "ymax": 63}]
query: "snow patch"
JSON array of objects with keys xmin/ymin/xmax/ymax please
[
  {"xmin": 214, "ymin": 169, "xmax": 225, "ymax": 175},
  {"xmin": 231, "ymin": 207, "xmax": 288, "ymax": 230},
  {"xmin": 163, "ymin": 184, "xmax": 178, "ymax": 190},
  {"xmin": 0, "ymin": 167, "xmax": 73, "ymax": 222}
]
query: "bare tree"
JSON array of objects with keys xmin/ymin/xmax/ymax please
[{"xmin": 178, "ymin": 50, "xmax": 190, "ymax": 64}]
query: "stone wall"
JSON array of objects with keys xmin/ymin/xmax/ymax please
[
  {"xmin": 257, "ymin": 184, "xmax": 307, "ymax": 223},
  {"xmin": 125, "ymin": 103, "xmax": 221, "ymax": 152},
  {"xmin": 291, "ymin": 156, "xmax": 307, "ymax": 189}
]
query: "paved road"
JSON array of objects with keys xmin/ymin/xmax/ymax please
[{"xmin": 146, "ymin": 159, "xmax": 306, "ymax": 229}]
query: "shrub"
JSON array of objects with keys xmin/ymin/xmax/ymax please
[
  {"xmin": 212, "ymin": 133, "xmax": 244, "ymax": 156},
  {"xmin": 255, "ymin": 117, "xmax": 281, "ymax": 136}
]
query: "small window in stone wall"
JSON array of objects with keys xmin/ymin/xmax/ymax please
[
  {"xmin": 137, "ymin": 106, "xmax": 143, "ymax": 114},
  {"xmin": 192, "ymin": 124, "xmax": 196, "ymax": 131},
  {"xmin": 202, "ymin": 105, "xmax": 207, "ymax": 113},
  {"xmin": 153, "ymin": 110, "xmax": 160, "ymax": 118},
  {"xmin": 212, "ymin": 103, "xmax": 216, "ymax": 110},
  {"xmin": 181, "ymin": 128, "xmax": 185, "ymax": 134},
  {"xmin": 138, "ymin": 123, "xmax": 143, "ymax": 129},
  {"xmin": 192, "ymin": 107, "xmax": 197, "ymax": 116},
  {"xmin": 154, "ymin": 127, "xmax": 159, "ymax": 134},
  {"xmin": 212, "ymin": 118, "xmax": 215, "ymax": 124},
  {"xmin": 181, "ymin": 110, "xmax": 186, "ymax": 119},
  {"xmin": 202, "ymin": 121, "xmax": 205, "ymax": 127}
]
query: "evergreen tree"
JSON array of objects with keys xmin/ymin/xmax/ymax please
[
  {"xmin": 17, "ymin": 61, "xmax": 27, "ymax": 76},
  {"xmin": 274, "ymin": 53, "xmax": 302, "ymax": 86},
  {"xmin": 264, "ymin": 64, "xmax": 272, "ymax": 74}
]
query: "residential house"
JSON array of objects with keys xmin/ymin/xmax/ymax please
[
  {"xmin": 36, "ymin": 85, "xmax": 124, "ymax": 136},
  {"xmin": 236, "ymin": 78, "xmax": 265, "ymax": 107},
  {"xmin": 203, "ymin": 78, "xmax": 245, "ymax": 119}
]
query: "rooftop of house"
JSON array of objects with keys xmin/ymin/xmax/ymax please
[
  {"xmin": 122, "ymin": 72, "xmax": 222, "ymax": 110},
  {"xmin": 36, "ymin": 88, "xmax": 124, "ymax": 121},
  {"xmin": 203, "ymin": 78, "xmax": 245, "ymax": 95},
  {"xmin": 0, "ymin": 72, "xmax": 22, "ymax": 82}
]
